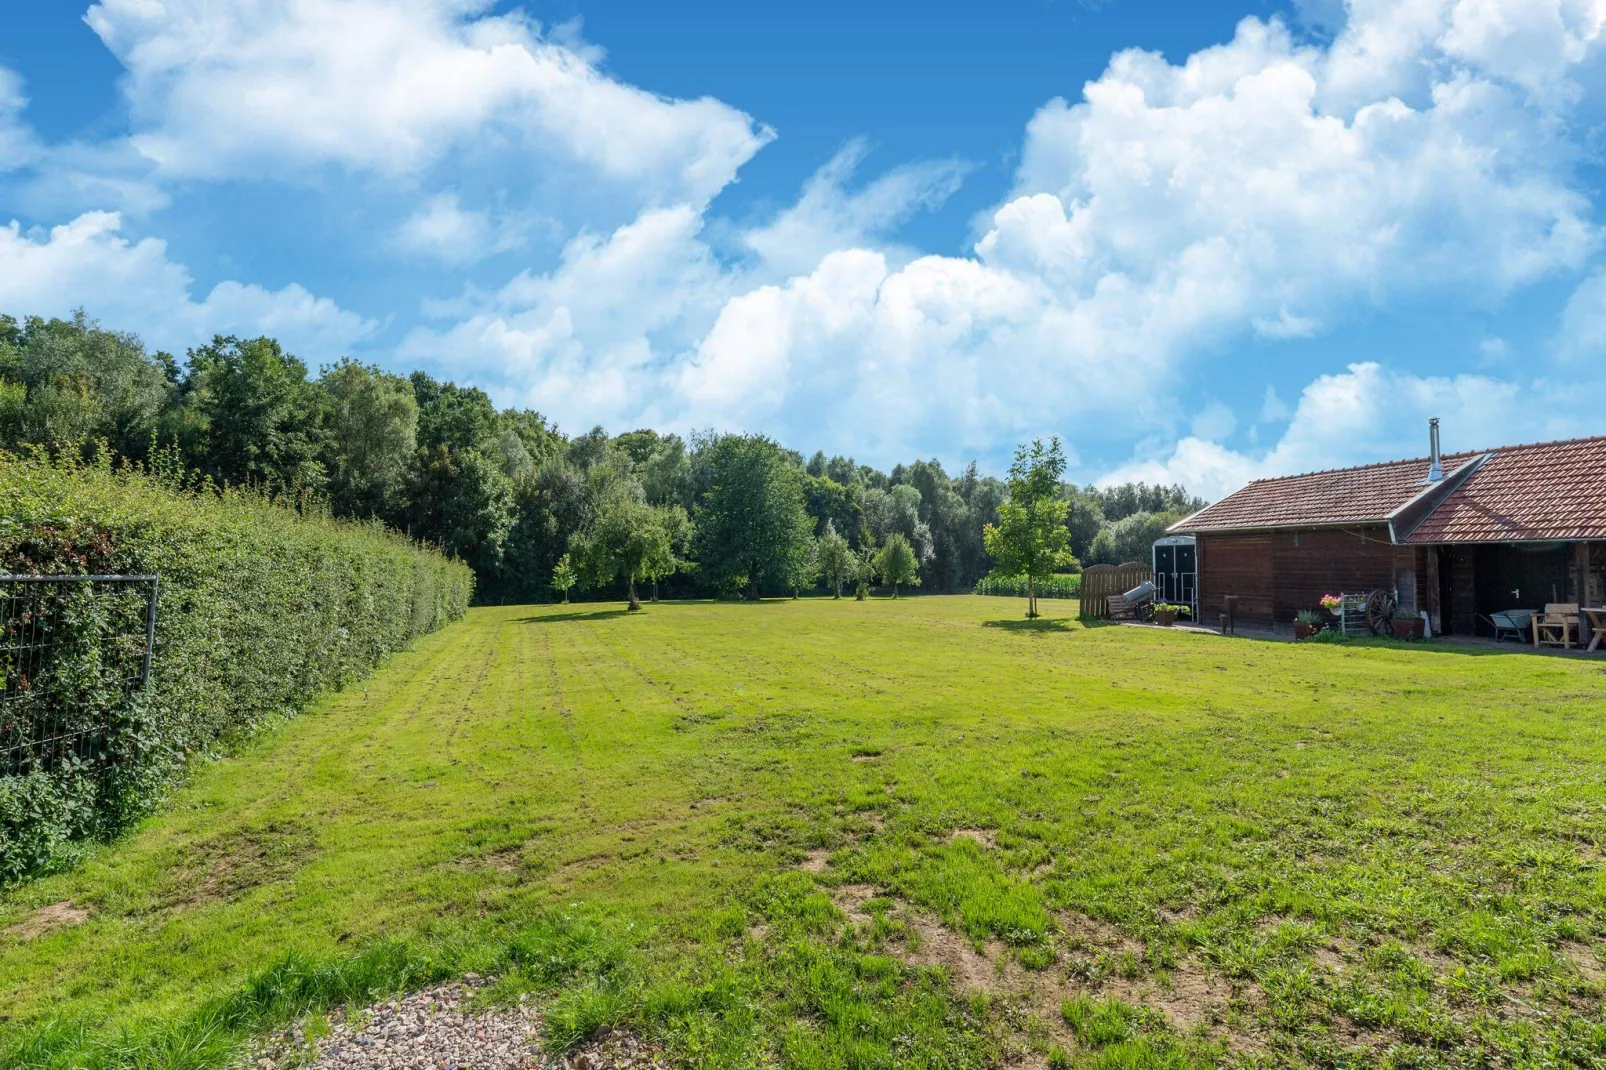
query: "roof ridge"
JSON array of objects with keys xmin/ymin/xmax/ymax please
[
  {"xmin": 1240, "ymin": 450, "xmax": 1478, "ymax": 486},
  {"xmin": 1237, "ymin": 432, "xmax": 1606, "ymax": 487},
  {"xmin": 1453, "ymin": 432, "xmax": 1606, "ymax": 456}
]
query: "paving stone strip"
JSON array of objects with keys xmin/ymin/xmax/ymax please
[{"xmin": 240, "ymin": 976, "xmax": 667, "ymax": 1070}]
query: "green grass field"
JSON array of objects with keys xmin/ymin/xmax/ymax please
[{"xmin": 3, "ymin": 596, "xmax": 1605, "ymax": 1068}]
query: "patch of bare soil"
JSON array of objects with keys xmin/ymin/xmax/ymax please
[
  {"xmin": 832, "ymin": 884, "xmax": 879, "ymax": 925},
  {"xmin": 1059, "ymin": 910, "xmax": 1142, "ymax": 957},
  {"xmin": 901, "ymin": 912, "xmax": 1021, "ymax": 994},
  {"xmin": 546, "ymin": 853, "xmax": 615, "ymax": 884},
  {"xmin": 950, "ymin": 827, "xmax": 997, "ymax": 848},
  {"xmin": 822, "ymin": 880, "xmax": 1246, "ymax": 1053},
  {"xmin": 3, "ymin": 901, "xmax": 90, "ymax": 941},
  {"xmin": 1560, "ymin": 940, "xmax": 1603, "ymax": 983},
  {"xmin": 1407, "ymin": 940, "xmax": 1462, "ymax": 978},
  {"xmin": 798, "ymin": 848, "xmax": 831, "ymax": 873},
  {"xmin": 458, "ymin": 846, "xmax": 524, "ymax": 873},
  {"xmin": 158, "ymin": 822, "xmax": 316, "ymax": 909}
]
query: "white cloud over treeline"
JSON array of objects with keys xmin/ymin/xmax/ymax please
[{"xmin": 1, "ymin": 0, "xmax": 1604, "ymax": 492}]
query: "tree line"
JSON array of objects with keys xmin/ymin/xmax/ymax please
[{"xmin": 0, "ymin": 312, "xmax": 1208, "ymax": 603}]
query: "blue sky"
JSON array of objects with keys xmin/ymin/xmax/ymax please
[{"xmin": 2, "ymin": 0, "xmax": 1604, "ymax": 497}]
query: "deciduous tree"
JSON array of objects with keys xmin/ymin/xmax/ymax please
[
  {"xmin": 552, "ymin": 553, "xmax": 577, "ymax": 603},
  {"xmin": 171, "ymin": 335, "xmax": 328, "ymax": 493},
  {"xmin": 692, "ymin": 434, "xmax": 814, "ymax": 600},
  {"xmin": 983, "ymin": 438, "xmax": 1077, "ymax": 618},
  {"xmin": 817, "ymin": 520, "xmax": 854, "ymax": 598},
  {"xmin": 645, "ymin": 504, "xmax": 693, "ymax": 602},
  {"xmin": 320, "ymin": 359, "xmax": 417, "ymax": 518},
  {"xmin": 575, "ymin": 498, "xmax": 669, "ymax": 611},
  {"xmin": 874, "ymin": 533, "xmax": 921, "ymax": 598}
]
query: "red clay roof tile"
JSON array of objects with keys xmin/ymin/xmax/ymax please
[
  {"xmin": 1402, "ymin": 437, "xmax": 1606, "ymax": 543},
  {"xmin": 1173, "ymin": 436, "xmax": 1606, "ymax": 543}
]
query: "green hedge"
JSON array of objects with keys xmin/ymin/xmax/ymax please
[
  {"xmin": 0, "ymin": 453, "xmax": 473, "ymax": 881},
  {"xmin": 974, "ymin": 573, "xmax": 1081, "ymax": 599}
]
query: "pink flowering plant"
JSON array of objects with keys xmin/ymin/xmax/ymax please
[{"xmin": 1320, "ymin": 594, "xmax": 1344, "ymax": 611}]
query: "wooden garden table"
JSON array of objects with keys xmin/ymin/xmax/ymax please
[{"xmin": 1585, "ymin": 608, "xmax": 1606, "ymax": 652}]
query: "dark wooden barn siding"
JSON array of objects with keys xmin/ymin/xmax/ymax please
[
  {"xmin": 1200, "ymin": 535, "xmax": 1274, "ymax": 626},
  {"xmin": 1198, "ymin": 527, "xmax": 1415, "ymax": 631}
]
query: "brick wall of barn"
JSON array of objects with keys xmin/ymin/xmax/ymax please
[{"xmin": 1197, "ymin": 527, "xmax": 1417, "ymax": 632}]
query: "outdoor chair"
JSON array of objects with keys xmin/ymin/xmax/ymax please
[{"xmin": 1533, "ymin": 603, "xmax": 1581, "ymax": 649}]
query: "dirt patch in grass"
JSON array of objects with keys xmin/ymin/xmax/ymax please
[
  {"xmin": 950, "ymin": 827, "xmax": 997, "ymax": 848},
  {"xmin": 823, "ymin": 881, "xmax": 1242, "ymax": 1047},
  {"xmin": 798, "ymin": 848, "xmax": 830, "ymax": 873},
  {"xmin": 3, "ymin": 902, "xmax": 90, "ymax": 941},
  {"xmin": 904, "ymin": 912, "xmax": 1018, "ymax": 994},
  {"xmin": 1139, "ymin": 959, "xmax": 1237, "ymax": 1035},
  {"xmin": 464, "ymin": 847, "xmax": 524, "ymax": 873},
  {"xmin": 546, "ymin": 853, "xmax": 616, "ymax": 885},
  {"xmin": 1560, "ymin": 940, "xmax": 1603, "ymax": 983},
  {"xmin": 833, "ymin": 884, "xmax": 879, "ymax": 926},
  {"xmin": 1059, "ymin": 910, "xmax": 1141, "ymax": 956},
  {"xmin": 156, "ymin": 822, "xmax": 316, "ymax": 909}
]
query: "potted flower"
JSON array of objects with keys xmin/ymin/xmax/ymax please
[
  {"xmin": 1294, "ymin": 609, "xmax": 1322, "ymax": 641},
  {"xmin": 1319, "ymin": 593, "xmax": 1345, "ymax": 631},
  {"xmin": 1154, "ymin": 603, "xmax": 1189, "ymax": 627}
]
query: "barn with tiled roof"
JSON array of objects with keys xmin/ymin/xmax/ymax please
[{"xmin": 1168, "ymin": 426, "xmax": 1606, "ymax": 636}]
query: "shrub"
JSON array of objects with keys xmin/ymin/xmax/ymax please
[{"xmin": 0, "ymin": 451, "xmax": 473, "ymax": 881}]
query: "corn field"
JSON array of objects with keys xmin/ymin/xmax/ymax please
[{"xmin": 973, "ymin": 573, "xmax": 1081, "ymax": 599}]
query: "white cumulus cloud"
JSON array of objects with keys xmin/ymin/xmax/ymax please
[
  {"xmin": 629, "ymin": 2, "xmax": 1599, "ymax": 461},
  {"xmin": 1096, "ymin": 360, "xmax": 1590, "ymax": 501},
  {"xmin": 85, "ymin": 0, "xmax": 772, "ymax": 206},
  {"xmin": 0, "ymin": 68, "xmax": 41, "ymax": 174},
  {"xmin": 742, "ymin": 140, "xmax": 969, "ymax": 278},
  {"xmin": 0, "ymin": 212, "xmax": 375, "ymax": 357}
]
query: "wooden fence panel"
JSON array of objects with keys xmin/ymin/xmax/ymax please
[{"xmin": 1080, "ymin": 561, "xmax": 1153, "ymax": 618}]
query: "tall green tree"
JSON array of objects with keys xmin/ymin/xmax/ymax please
[
  {"xmin": 410, "ymin": 373, "xmax": 500, "ymax": 454},
  {"xmin": 500, "ymin": 460, "xmax": 592, "ymax": 603},
  {"xmin": 0, "ymin": 312, "xmax": 171, "ymax": 459},
  {"xmin": 692, "ymin": 434, "xmax": 814, "ymax": 600},
  {"xmin": 320, "ymin": 360, "xmax": 418, "ymax": 518},
  {"xmin": 983, "ymin": 438, "xmax": 1077, "ymax": 618},
  {"xmin": 854, "ymin": 545, "xmax": 875, "ymax": 600},
  {"xmin": 1088, "ymin": 510, "xmax": 1183, "ymax": 566},
  {"xmin": 575, "ymin": 498, "xmax": 670, "ymax": 611},
  {"xmin": 817, "ymin": 520, "xmax": 854, "ymax": 598},
  {"xmin": 645, "ymin": 504, "xmax": 693, "ymax": 602},
  {"xmin": 172, "ymin": 336, "xmax": 328, "ymax": 493},
  {"xmin": 402, "ymin": 446, "xmax": 515, "ymax": 578},
  {"xmin": 874, "ymin": 533, "xmax": 921, "ymax": 598}
]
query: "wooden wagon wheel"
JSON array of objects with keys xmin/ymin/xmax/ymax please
[{"xmin": 1364, "ymin": 589, "xmax": 1397, "ymax": 636}]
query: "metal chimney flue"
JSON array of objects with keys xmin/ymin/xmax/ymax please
[{"xmin": 1426, "ymin": 418, "xmax": 1444, "ymax": 483}]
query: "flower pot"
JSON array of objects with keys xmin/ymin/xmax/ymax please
[
  {"xmin": 1392, "ymin": 617, "xmax": 1425, "ymax": 640},
  {"xmin": 1294, "ymin": 622, "xmax": 1316, "ymax": 641},
  {"xmin": 1154, "ymin": 609, "xmax": 1176, "ymax": 627}
]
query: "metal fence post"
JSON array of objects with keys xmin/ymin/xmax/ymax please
[{"xmin": 142, "ymin": 574, "xmax": 159, "ymax": 688}]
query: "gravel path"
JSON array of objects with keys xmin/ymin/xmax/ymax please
[{"xmin": 242, "ymin": 976, "xmax": 667, "ymax": 1070}]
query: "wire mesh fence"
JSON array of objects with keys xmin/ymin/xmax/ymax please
[{"xmin": 1, "ymin": 575, "xmax": 158, "ymax": 778}]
